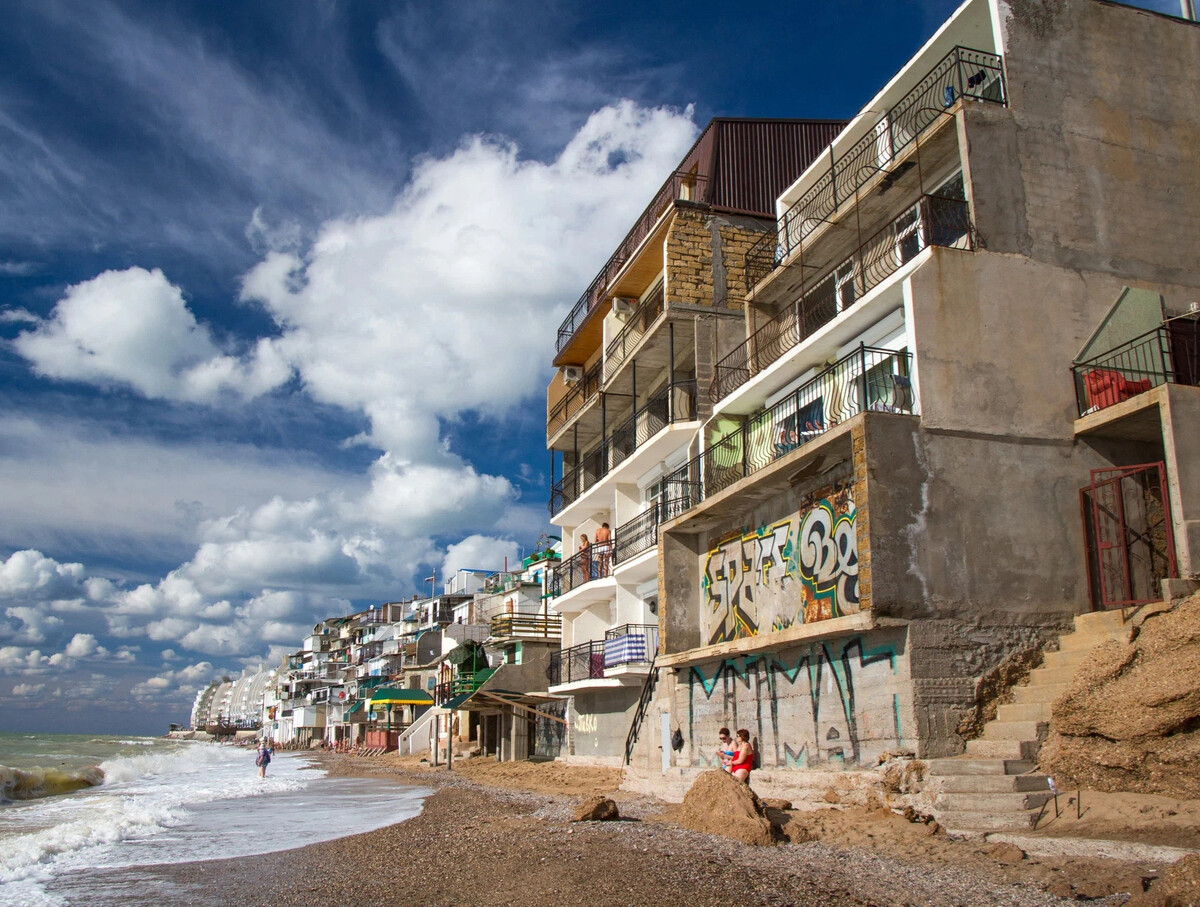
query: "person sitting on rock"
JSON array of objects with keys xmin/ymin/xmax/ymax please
[
  {"xmin": 717, "ymin": 727, "xmax": 736, "ymax": 772},
  {"xmin": 730, "ymin": 728, "xmax": 754, "ymax": 783}
]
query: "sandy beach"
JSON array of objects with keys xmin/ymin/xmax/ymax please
[{"xmin": 47, "ymin": 752, "xmax": 1200, "ymax": 907}]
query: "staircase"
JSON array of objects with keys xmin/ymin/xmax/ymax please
[{"xmin": 927, "ymin": 609, "xmax": 1131, "ymax": 834}]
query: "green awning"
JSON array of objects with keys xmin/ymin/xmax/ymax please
[
  {"xmin": 368, "ymin": 688, "xmax": 434, "ymax": 707},
  {"xmin": 346, "ymin": 700, "xmax": 366, "ymax": 714},
  {"xmin": 357, "ymin": 676, "xmax": 388, "ymax": 690},
  {"xmin": 440, "ymin": 692, "xmax": 472, "ymax": 710}
]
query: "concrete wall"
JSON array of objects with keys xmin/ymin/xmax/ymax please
[
  {"xmin": 1163, "ymin": 385, "xmax": 1200, "ymax": 576},
  {"xmin": 974, "ymin": 0, "xmax": 1200, "ymax": 286},
  {"xmin": 568, "ymin": 687, "xmax": 640, "ymax": 763},
  {"xmin": 654, "ymin": 627, "xmax": 915, "ymax": 769}
]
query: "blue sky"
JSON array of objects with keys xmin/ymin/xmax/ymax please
[{"xmin": 0, "ymin": 0, "xmax": 1184, "ymax": 733}]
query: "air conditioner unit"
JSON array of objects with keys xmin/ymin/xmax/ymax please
[
  {"xmin": 612, "ymin": 297, "xmax": 638, "ymax": 317},
  {"xmin": 563, "ymin": 366, "xmax": 584, "ymax": 385}
]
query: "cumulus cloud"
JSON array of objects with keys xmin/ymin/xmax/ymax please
[
  {"xmin": 64, "ymin": 632, "xmax": 104, "ymax": 658},
  {"xmin": 442, "ymin": 535, "xmax": 520, "ymax": 578},
  {"xmin": 13, "ymin": 267, "xmax": 291, "ymax": 402}
]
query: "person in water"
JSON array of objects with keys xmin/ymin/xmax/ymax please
[{"xmin": 255, "ymin": 743, "xmax": 272, "ymax": 778}]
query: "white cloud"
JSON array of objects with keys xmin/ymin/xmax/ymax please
[
  {"xmin": 0, "ymin": 549, "xmax": 88, "ymax": 599},
  {"xmin": 13, "ymin": 267, "xmax": 290, "ymax": 402},
  {"xmin": 64, "ymin": 633, "xmax": 104, "ymax": 658},
  {"xmin": 12, "ymin": 682, "xmax": 46, "ymax": 696},
  {"xmin": 442, "ymin": 535, "xmax": 519, "ymax": 578}
]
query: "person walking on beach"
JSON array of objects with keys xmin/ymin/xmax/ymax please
[
  {"xmin": 730, "ymin": 729, "xmax": 754, "ymax": 783},
  {"xmin": 255, "ymin": 743, "xmax": 272, "ymax": 778}
]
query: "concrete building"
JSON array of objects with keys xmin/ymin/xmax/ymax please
[
  {"xmin": 621, "ymin": 0, "xmax": 1200, "ymax": 797},
  {"xmin": 545, "ymin": 117, "xmax": 847, "ymax": 763}
]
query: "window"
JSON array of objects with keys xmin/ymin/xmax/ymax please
[{"xmin": 863, "ymin": 349, "xmax": 913, "ymax": 413}]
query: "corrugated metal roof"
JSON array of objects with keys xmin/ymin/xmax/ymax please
[{"xmin": 682, "ymin": 119, "xmax": 847, "ymax": 217}]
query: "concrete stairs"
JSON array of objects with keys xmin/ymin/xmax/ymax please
[{"xmin": 927, "ymin": 609, "xmax": 1131, "ymax": 834}]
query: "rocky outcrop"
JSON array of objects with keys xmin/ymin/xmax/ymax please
[
  {"xmin": 573, "ymin": 795, "xmax": 620, "ymax": 822},
  {"xmin": 1039, "ymin": 594, "xmax": 1200, "ymax": 799}
]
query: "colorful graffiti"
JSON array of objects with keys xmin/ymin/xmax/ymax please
[
  {"xmin": 685, "ymin": 635, "xmax": 901, "ymax": 769},
  {"xmin": 700, "ymin": 488, "xmax": 858, "ymax": 644}
]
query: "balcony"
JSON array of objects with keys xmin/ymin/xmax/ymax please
[
  {"xmin": 717, "ymin": 194, "xmax": 971, "ymax": 403},
  {"xmin": 744, "ymin": 46, "xmax": 1004, "ymax": 294},
  {"xmin": 546, "ymin": 625, "xmax": 658, "ymax": 685},
  {"xmin": 1073, "ymin": 323, "xmax": 1200, "ymax": 417},
  {"xmin": 547, "ymin": 360, "xmax": 602, "ymax": 441},
  {"xmin": 547, "ymin": 540, "xmax": 614, "ymax": 598},
  {"xmin": 489, "ymin": 613, "xmax": 562, "ymax": 642},
  {"xmin": 434, "ymin": 666, "xmax": 496, "ymax": 705},
  {"xmin": 555, "ymin": 171, "xmax": 706, "ymax": 364},
  {"xmin": 666, "ymin": 346, "xmax": 915, "ymax": 513},
  {"xmin": 604, "ymin": 285, "xmax": 665, "ymax": 383},
  {"xmin": 550, "ymin": 379, "xmax": 697, "ymax": 515}
]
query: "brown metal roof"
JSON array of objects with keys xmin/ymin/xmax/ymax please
[{"xmin": 681, "ymin": 118, "xmax": 848, "ymax": 217}]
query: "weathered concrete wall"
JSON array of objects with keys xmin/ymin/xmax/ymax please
[
  {"xmin": 661, "ymin": 528, "xmax": 703, "ymax": 655},
  {"xmin": 658, "ymin": 628, "xmax": 914, "ymax": 769},
  {"xmin": 1163, "ymin": 385, "xmax": 1200, "ymax": 577},
  {"xmin": 973, "ymin": 0, "xmax": 1200, "ymax": 286},
  {"xmin": 567, "ymin": 687, "xmax": 638, "ymax": 763}
]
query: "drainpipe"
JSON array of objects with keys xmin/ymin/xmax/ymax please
[
  {"xmin": 1183, "ymin": 1, "xmax": 1197, "ymax": 22},
  {"xmin": 668, "ymin": 322, "xmax": 676, "ymax": 421}
]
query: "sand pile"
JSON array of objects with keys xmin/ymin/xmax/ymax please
[
  {"xmin": 1127, "ymin": 852, "xmax": 1200, "ymax": 906},
  {"xmin": 1040, "ymin": 593, "xmax": 1200, "ymax": 798},
  {"xmin": 677, "ymin": 770, "xmax": 778, "ymax": 846}
]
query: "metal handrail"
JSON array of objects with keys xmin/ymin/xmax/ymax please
[
  {"xmin": 744, "ymin": 46, "xmax": 1004, "ymax": 289},
  {"xmin": 547, "ymin": 360, "xmax": 602, "ymax": 438},
  {"xmin": 1072, "ymin": 323, "xmax": 1199, "ymax": 416},
  {"xmin": 556, "ymin": 171, "xmax": 707, "ymax": 355},
  {"xmin": 612, "ymin": 508, "xmax": 658, "ymax": 566},
  {"xmin": 547, "ymin": 540, "xmax": 615, "ymax": 597},
  {"xmin": 604, "ymin": 285, "xmax": 666, "ymax": 382},
  {"xmin": 550, "ymin": 380, "xmax": 698, "ymax": 515},
  {"xmin": 668, "ymin": 346, "xmax": 915, "ymax": 511},
  {"xmin": 546, "ymin": 640, "xmax": 607, "ymax": 685},
  {"xmin": 624, "ymin": 651, "xmax": 658, "ymax": 766},
  {"xmin": 716, "ymin": 195, "xmax": 970, "ymax": 402},
  {"xmin": 489, "ymin": 613, "xmax": 562, "ymax": 639}
]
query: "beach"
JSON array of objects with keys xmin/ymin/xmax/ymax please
[{"xmin": 52, "ymin": 752, "xmax": 1199, "ymax": 907}]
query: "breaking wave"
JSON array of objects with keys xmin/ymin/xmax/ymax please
[{"xmin": 0, "ymin": 765, "xmax": 104, "ymax": 802}]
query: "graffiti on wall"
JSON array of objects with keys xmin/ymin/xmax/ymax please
[
  {"xmin": 685, "ymin": 635, "xmax": 900, "ymax": 769},
  {"xmin": 701, "ymin": 487, "xmax": 858, "ymax": 644}
]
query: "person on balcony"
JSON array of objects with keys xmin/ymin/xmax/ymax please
[
  {"xmin": 594, "ymin": 522, "xmax": 612, "ymax": 577},
  {"xmin": 578, "ymin": 533, "xmax": 593, "ymax": 581}
]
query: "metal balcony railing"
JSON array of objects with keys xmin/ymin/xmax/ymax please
[
  {"xmin": 547, "ymin": 640, "xmax": 606, "ymax": 685},
  {"xmin": 667, "ymin": 346, "xmax": 915, "ymax": 511},
  {"xmin": 745, "ymin": 46, "xmax": 1004, "ymax": 291},
  {"xmin": 550, "ymin": 380, "xmax": 697, "ymax": 515},
  {"xmin": 1073, "ymin": 322, "xmax": 1200, "ymax": 417},
  {"xmin": 612, "ymin": 507, "xmax": 658, "ymax": 566},
  {"xmin": 556, "ymin": 171, "xmax": 707, "ymax": 355},
  {"xmin": 546, "ymin": 540, "xmax": 614, "ymax": 598},
  {"xmin": 603, "ymin": 624, "xmax": 658, "ymax": 668},
  {"xmin": 717, "ymin": 195, "xmax": 970, "ymax": 402},
  {"xmin": 547, "ymin": 360, "xmax": 602, "ymax": 439},
  {"xmin": 604, "ymin": 285, "xmax": 666, "ymax": 382},
  {"xmin": 489, "ymin": 613, "xmax": 562, "ymax": 640}
]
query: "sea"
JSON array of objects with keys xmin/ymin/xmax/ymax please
[{"xmin": 0, "ymin": 732, "xmax": 429, "ymax": 906}]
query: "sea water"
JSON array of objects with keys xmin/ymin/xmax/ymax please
[{"xmin": 0, "ymin": 732, "xmax": 429, "ymax": 906}]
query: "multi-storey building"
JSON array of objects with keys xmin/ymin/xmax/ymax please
[
  {"xmin": 545, "ymin": 117, "xmax": 847, "ymax": 763},
  {"xmin": 624, "ymin": 0, "xmax": 1199, "ymax": 798}
]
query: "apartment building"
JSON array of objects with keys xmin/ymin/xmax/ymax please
[
  {"xmin": 545, "ymin": 117, "xmax": 847, "ymax": 763},
  {"xmin": 624, "ymin": 0, "xmax": 1200, "ymax": 789}
]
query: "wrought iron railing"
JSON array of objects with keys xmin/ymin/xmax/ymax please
[
  {"xmin": 744, "ymin": 46, "xmax": 1004, "ymax": 291},
  {"xmin": 550, "ymin": 380, "xmax": 698, "ymax": 515},
  {"xmin": 489, "ymin": 613, "xmax": 562, "ymax": 640},
  {"xmin": 604, "ymin": 285, "xmax": 666, "ymax": 382},
  {"xmin": 716, "ymin": 195, "xmax": 970, "ymax": 402},
  {"xmin": 1072, "ymin": 322, "xmax": 1200, "ymax": 417},
  {"xmin": 667, "ymin": 346, "xmax": 915, "ymax": 509},
  {"xmin": 556, "ymin": 171, "xmax": 708, "ymax": 355},
  {"xmin": 547, "ymin": 360, "xmax": 602, "ymax": 438},
  {"xmin": 612, "ymin": 507, "xmax": 658, "ymax": 565},
  {"xmin": 546, "ymin": 540, "xmax": 614, "ymax": 598},
  {"xmin": 547, "ymin": 640, "xmax": 606, "ymax": 685},
  {"xmin": 604, "ymin": 623, "xmax": 658, "ymax": 668}
]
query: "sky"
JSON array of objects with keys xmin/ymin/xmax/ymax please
[{"xmin": 0, "ymin": 0, "xmax": 1184, "ymax": 734}]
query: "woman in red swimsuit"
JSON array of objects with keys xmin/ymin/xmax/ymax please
[{"xmin": 730, "ymin": 728, "xmax": 754, "ymax": 783}]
